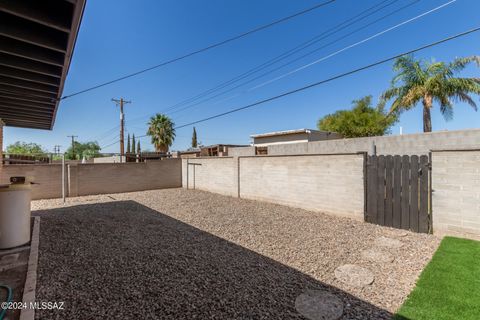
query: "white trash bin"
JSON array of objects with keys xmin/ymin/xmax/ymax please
[{"xmin": 0, "ymin": 178, "xmax": 32, "ymax": 249}]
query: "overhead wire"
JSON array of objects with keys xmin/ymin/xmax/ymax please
[{"xmin": 60, "ymin": 0, "xmax": 337, "ymax": 100}]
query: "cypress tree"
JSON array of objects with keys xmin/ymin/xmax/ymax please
[
  {"xmin": 137, "ymin": 141, "xmax": 141, "ymax": 154},
  {"xmin": 126, "ymin": 133, "xmax": 131, "ymax": 153},
  {"xmin": 132, "ymin": 134, "xmax": 136, "ymax": 154},
  {"xmin": 192, "ymin": 127, "xmax": 198, "ymax": 148}
]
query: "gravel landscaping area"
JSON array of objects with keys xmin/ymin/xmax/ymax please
[{"xmin": 32, "ymin": 188, "xmax": 440, "ymax": 319}]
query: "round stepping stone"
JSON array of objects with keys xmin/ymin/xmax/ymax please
[
  {"xmin": 295, "ymin": 290, "xmax": 343, "ymax": 320},
  {"xmin": 374, "ymin": 236, "xmax": 403, "ymax": 249},
  {"xmin": 334, "ymin": 264, "xmax": 374, "ymax": 288},
  {"xmin": 361, "ymin": 248, "xmax": 394, "ymax": 263},
  {"xmin": 384, "ymin": 229, "xmax": 409, "ymax": 238}
]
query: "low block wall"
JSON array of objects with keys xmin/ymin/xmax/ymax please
[
  {"xmin": 73, "ymin": 159, "xmax": 182, "ymax": 196},
  {"xmin": 239, "ymin": 154, "xmax": 365, "ymax": 219},
  {"xmin": 1, "ymin": 159, "xmax": 182, "ymax": 200},
  {"xmin": 182, "ymin": 154, "xmax": 365, "ymax": 219},
  {"xmin": 0, "ymin": 164, "xmax": 64, "ymax": 200},
  {"xmin": 182, "ymin": 157, "xmax": 238, "ymax": 197},
  {"xmin": 432, "ymin": 150, "xmax": 480, "ymax": 240}
]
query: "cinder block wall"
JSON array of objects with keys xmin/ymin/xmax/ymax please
[
  {"xmin": 239, "ymin": 154, "xmax": 365, "ymax": 219},
  {"xmin": 432, "ymin": 150, "xmax": 480, "ymax": 240},
  {"xmin": 182, "ymin": 157, "xmax": 238, "ymax": 197},
  {"xmin": 74, "ymin": 159, "xmax": 182, "ymax": 196},
  {"xmin": 1, "ymin": 159, "xmax": 182, "ymax": 200},
  {"xmin": 267, "ymin": 129, "xmax": 480, "ymax": 156},
  {"xmin": 182, "ymin": 154, "xmax": 365, "ymax": 220},
  {"xmin": 0, "ymin": 164, "xmax": 64, "ymax": 199}
]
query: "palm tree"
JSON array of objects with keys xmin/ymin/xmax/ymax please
[
  {"xmin": 146, "ymin": 113, "xmax": 175, "ymax": 152},
  {"xmin": 382, "ymin": 55, "xmax": 480, "ymax": 132}
]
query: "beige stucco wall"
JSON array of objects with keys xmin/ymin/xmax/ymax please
[
  {"xmin": 182, "ymin": 157, "xmax": 238, "ymax": 197},
  {"xmin": 1, "ymin": 159, "xmax": 182, "ymax": 200},
  {"xmin": 432, "ymin": 150, "xmax": 480, "ymax": 240},
  {"xmin": 182, "ymin": 154, "xmax": 365, "ymax": 220},
  {"xmin": 239, "ymin": 155, "xmax": 365, "ymax": 219}
]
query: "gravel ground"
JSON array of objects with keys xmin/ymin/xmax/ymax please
[{"xmin": 32, "ymin": 188, "xmax": 440, "ymax": 319}]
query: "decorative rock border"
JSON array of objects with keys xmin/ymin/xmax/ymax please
[
  {"xmin": 19, "ymin": 216, "xmax": 40, "ymax": 320},
  {"xmin": 295, "ymin": 289, "xmax": 344, "ymax": 320}
]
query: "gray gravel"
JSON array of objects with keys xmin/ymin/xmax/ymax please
[{"xmin": 32, "ymin": 188, "xmax": 440, "ymax": 319}]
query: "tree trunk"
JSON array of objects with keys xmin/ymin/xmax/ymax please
[{"xmin": 422, "ymin": 94, "xmax": 433, "ymax": 132}]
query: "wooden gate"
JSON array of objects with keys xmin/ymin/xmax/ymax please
[{"xmin": 365, "ymin": 155, "xmax": 431, "ymax": 233}]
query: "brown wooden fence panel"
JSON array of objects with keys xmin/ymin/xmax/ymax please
[
  {"xmin": 401, "ymin": 155, "xmax": 410, "ymax": 230},
  {"xmin": 419, "ymin": 155, "xmax": 430, "ymax": 233},
  {"xmin": 366, "ymin": 154, "xmax": 431, "ymax": 233}
]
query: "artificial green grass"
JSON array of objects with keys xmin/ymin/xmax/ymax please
[{"xmin": 394, "ymin": 236, "xmax": 480, "ymax": 320}]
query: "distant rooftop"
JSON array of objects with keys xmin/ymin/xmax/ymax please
[{"xmin": 250, "ymin": 129, "xmax": 333, "ymax": 139}]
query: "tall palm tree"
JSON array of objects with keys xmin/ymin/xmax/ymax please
[
  {"xmin": 146, "ymin": 113, "xmax": 176, "ymax": 152},
  {"xmin": 382, "ymin": 55, "xmax": 480, "ymax": 132}
]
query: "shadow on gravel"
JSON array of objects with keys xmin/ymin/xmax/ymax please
[{"xmin": 33, "ymin": 201, "xmax": 393, "ymax": 319}]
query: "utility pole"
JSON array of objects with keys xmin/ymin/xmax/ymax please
[
  {"xmin": 67, "ymin": 135, "xmax": 78, "ymax": 159},
  {"xmin": 54, "ymin": 145, "xmax": 61, "ymax": 155},
  {"xmin": 111, "ymin": 98, "xmax": 131, "ymax": 161}
]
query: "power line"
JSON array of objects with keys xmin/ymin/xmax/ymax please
[
  {"xmin": 60, "ymin": 0, "xmax": 336, "ymax": 100},
  {"xmin": 167, "ymin": 0, "xmax": 422, "ymax": 117},
  {"xmin": 159, "ymin": 0, "xmax": 400, "ymax": 115},
  {"xmin": 170, "ymin": 27, "xmax": 480, "ymax": 130},
  {"xmin": 250, "ymin": 0, "xmax": 457, "ymax": 91}
]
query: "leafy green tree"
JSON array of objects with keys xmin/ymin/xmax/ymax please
[
  {"xmin": 317, "ymin": 96, "xmax": 397, "ymax": 138},
  {"xmin": 126, "ymin": 133, "xmax": 131, "ymax": 153},
  {"xmin": 6, "ymin": 142, "xmax": 46, "ymax": 155},
  {"xmin": 66, "ymin": 141, "xmax": 101, "ymax": 160},
  {"xmin": 382, "ymin": 55, "xmax": 480, "ymax": 132},
  {"xmin": 146, "ymin": 113, "xmax": 175, "ymax": 152},
  {"xmin": 192, "ymin": 127, "xmax": 198, "ymax": 148}
]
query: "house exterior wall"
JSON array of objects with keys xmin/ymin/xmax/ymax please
[
  {"xmin": 432, "ymin": 150, "xmax": 480, "ymax": 240},
  {"xmin": 253, "ymin": 132, "xmax": 310, "ymax": 146}
]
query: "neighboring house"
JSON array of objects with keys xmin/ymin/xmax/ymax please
[
  {"xmin": 250, "ymin": 129, "xmax": 342, "ymax": 155},
  {"xmin": 200, "ymin": 144, "xmax": 248, "ymax": 157},
  {"xmin": 173, "ymin": 149, "xmax": 201, "ymax": 158},
  {"xmin": 251, "ymin": 129, "xmax": 343, "ymax": 146}
]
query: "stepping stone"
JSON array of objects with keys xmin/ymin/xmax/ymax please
[
  {"xmin": 374, "ymin": 236, "xmax": 403, "ymax": 249},
  {"xmin": 361, "ymin": 248, "xmax": 394, "ymax": 263},
  {"xmin": 295, "ymin": 290, "xmax": 343, "ymax": 320},
  {"xmin": 384, "ymin": 229, "xmax": 409, "ymax": 238},
  {"xmin": 334, "ymin": 264, "xmax": 374, "ymax": 288}
]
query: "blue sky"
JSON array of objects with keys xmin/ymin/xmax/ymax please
[{"xmin": 5, "ymin": 0, "xmax": 480, "ymax": 153}]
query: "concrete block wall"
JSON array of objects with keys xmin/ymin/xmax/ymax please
[
  {"xmin": 267, "ymin": 129, "xmax": 480, "ymax": 156},
  {"xmin": 182, "ymin": 157, "xmax": 238, "ymax": 197},
  {"xmin": 239, "ymin": 154, "xmax": 365, "ymax": 219},
  {"xmin": 182, "ymin": 154, "xmax": 365, "ymax": 220},
  {"xmin": 0, "ymin": 164, "xmax": 64, "ymax": 199},
  {"xmin": 1, "ymin": 159, "xmax": 182, "ymax": 200},
  {"xmin": 432, "ymin": 150, "xmax": 480, "ymax": 240},
  {"xmin": 73, "ymin": 159, "xmax": 182, "ymax": 196}
]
